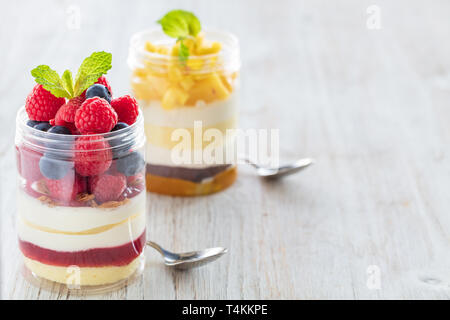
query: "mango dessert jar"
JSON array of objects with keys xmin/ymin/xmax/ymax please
[{"xmin": 128, "ymin": 29, "xmax": 240, "ymax": 196}]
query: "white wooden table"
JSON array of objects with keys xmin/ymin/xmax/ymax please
[{"xmin": 1, "ymin": 0, "xmax": 449, "ymax": 299}]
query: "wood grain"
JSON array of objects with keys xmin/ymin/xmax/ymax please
[{"xmin": 1, "ymin": 0, "xmax": 449, "ymax": 299}]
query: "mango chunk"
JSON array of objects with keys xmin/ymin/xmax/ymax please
[
  {"xmin": 220, "ymin": 75, "xmax": 233, "ymax": 92},
  {"xmin": 179, "ymin": 77, "xmax": 195, "ymax": 91},
  {"xmin": 168, "ymin": 65, "xmax": 183, "ymax": 82},
  {"xmin": 145, "ymin": 41, "xmax": 157, "ymax": 53},
  {"xmin": 162, "ymin": 87, "xmax": 189, "ymax": 109},
  {"xmin": 132, "ymin": 75, "xmax": 169, "ymax": 101},
  {"xmin": 196, "ymin": 42, "xmax": 222, "ymax": 55},
  {"xmin": 186, "ymin": 58, "xmax": 204, "ymax": 70},
  {"xmin": 186, "ymin": 73, "xmax": 230, "ymax": 105}
]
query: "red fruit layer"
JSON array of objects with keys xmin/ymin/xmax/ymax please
[
  {"xmin": 19, "ymin": 231, "xmax": 145, "ymax": 267},
  {"xmin": 16, "ymin": 144, "xmax": 43, "ymax": 182},
  {"xmin": 90, "ymin": 173, "xmax": 127, "ymax": 203},
  {"xmin": 74, "ymin": 135, "xmax": 112, "ymax": 177},
  {"xmin": 20, "ymin": 176, "xmax": 144, "ymax": 207}
]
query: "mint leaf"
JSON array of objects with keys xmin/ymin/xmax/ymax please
[
  {"xmin": 73, "ymin": 51, "xmax": 112, "ymax": 97},
  {"xmin": 179, "ymin": 40, "xmax": 189, "ymax": 62},
  {"xmin": 31, "ymin": 65, "xmax": 72, "ymax": 98},
  {"xmin": 61, "ymin": 70, "xmax": 74, "ymax": 97},
  {"xmin": 157, "ymin": 10, "xmax": 201, "ymax": 62},
  {"xmin": 157, "ymin": 10, "xmax": 201, "ymax": 39}
]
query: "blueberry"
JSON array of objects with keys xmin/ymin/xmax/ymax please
[
  {"xmin": 46, "ymin": 126, "xmax": 73, "ymax": 150},
  {"xmin": 39, "ymin": 154, "xmax": 74, "ymax": 180},
  {"xmin": 34, "ymin": 122, "xmax": 52, "ymax": 132},
  {"xmin": 111, "ymin": 122, "xmax": 129, "ymax": 132},
  {"xmin": 116, "ymin": 151, "xmax": 145, "ymax": 176},
  {"xmin": 109, "ymin": 122, "xmax": 130, "ymax": 157},
  {"xmin": 27, "ymin": 120, "xmax": 42, "ymax": 128},
  {"xmin": 48, "ymin": 126, "xmax": 72, "ymax": 135},
  {"xmin": 85, "ymin": 84, "xmax": 111, "ymax": 103}
]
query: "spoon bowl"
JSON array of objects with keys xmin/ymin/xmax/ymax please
[
  {"xmin": 147, "ymin": 241, "xmax": 228, "ymax": 269},
  {"xmin": 244, "ymin": 157, "xmax": 314, "ymax": 179}
]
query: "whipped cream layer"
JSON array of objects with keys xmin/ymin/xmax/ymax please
[
  {"xmin": 17, "ymin": 191, "xmax": 146, "ymax": 252},
  {"xmin": 18, "ymin": 213, "xmax": 145, "ymax": 252},
  {"xmin": 18, "ymin": 191, "xmax": 146, "ymax": 232},
  {"xmin": 141, "ymin": 93, "xmax": 238, "ymax": 128},
  {"xmin": 145, "ymin": 137, "xmax": 237, "ymax": 168}
]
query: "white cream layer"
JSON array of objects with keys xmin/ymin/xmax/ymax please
[
  {"xmin": 146, "ymin": 138, "xmax": 238, "ymax": 168},
  {"xmin": 18, "ymin": 212, "xmax": 146, "ymax": 252},
  {"xmin": 141, "ymin": 93, "xmax": 238, "ymax": 128},
  {"xmin": 17, "ymin": 191, "xmax": 146, "ymax": 232}
]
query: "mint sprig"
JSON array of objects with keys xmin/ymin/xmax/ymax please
[
  {"xmin": 30, "ymin": 51, "xmax": 112, "ymax": 99},
  {"xmin": 178, "ymin": 40, "xmax": 190, "ymax": 62},
  {"xmin": 61, "ymin": 70, "xmax": 74, "ymax": 97},
  {"xmin": 31, "ymin": 65, "xmax": 72, "ymax": 99},
  {"xmin": 73, "ymin": 51, "xmax": 112, "ymax": 97},
  {"xmin": 157, "ymin": 10, "xmax": 201, "ymax": 61}
]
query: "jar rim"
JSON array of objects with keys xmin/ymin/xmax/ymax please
[
  {"xmin": 16, "ymin": 105, "xmax": 145, "ymax": 153},
  {"xmin": 129, "ymin": 27, "xmax": 240, "ymax": 60},
  {"xmin": 127, "ymin": 28, "xmax": 241, "ymax": 74}
]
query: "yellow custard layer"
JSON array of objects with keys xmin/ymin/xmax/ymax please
[
  {"xmin": 24, "ymin": 255, "xmax": 142, "ymax": 286},
  {"xmin": 144, "ymin": 116, "xmax": 237, "ymax": 149},
  {"xmin": 146, "ymin": 166, "xmax": 237, "ymax": 196}
]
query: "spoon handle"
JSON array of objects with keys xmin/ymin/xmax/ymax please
[
  {"xmin": 146, "ymin": 241, "xmax": 165, "ymax": 255},
  {"xmin": 240, "ymin": 157, "xmax": 260, "ymax": 169},
  {"xmin": 146, "ymin": 241, "xmax": 181, "ymax": 262}
]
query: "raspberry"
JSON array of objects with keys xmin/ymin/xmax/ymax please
[
  {"xmin": 74, "ymin": 98, "xmax": 118, "ymax": 134},
  {"xmin": 90, "ymin": 173, "xmax": 126, "ymax": 203},
  {"xmin": 17, "ymin": 144, "xmax": 43, "ymax": 182},
  {"xmin": 46, "ymin": 173, "xmax": 86, "ymax": 204},
  {"xmin": 74, "ymin": 136, "xmax": 112, "ymax": 176},
  {"xmin": 55, "ymin": 96, "xmax": 85, "ymax": 134},
  {"xmin": 126, "ymin": 172, "xmax": 144, "ymax": 186},
  {"xmin": 55, "ymin": 96, "xmax": 85, "ymax": 124},
  {"xmin": 111, "ymin": 95, "xmax": 139, "ymax": 125},
  {"xmin": 25, "ymin": 84, "xmax": 66, "ymax": 121}
]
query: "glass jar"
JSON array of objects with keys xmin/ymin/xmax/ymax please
[
  {"xmin": 128, "ymin": 29, "xmax": 240, "ymax": 196},
  {"xmin": 15, "ymin": 106, "xmax": 146, "ymax": 291}
]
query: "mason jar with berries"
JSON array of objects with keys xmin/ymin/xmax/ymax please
[{"xmin": 15, "ymin": 55, "xmax": 147, "ymax": 290}]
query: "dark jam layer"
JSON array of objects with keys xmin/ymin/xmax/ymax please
[
  {"xmin": 19, "ymin": 231, "xmax": 146, "ymax": 267},
  {"xmin": 146, "ymin": 163, "xmax": 231, "ymax": 183}
]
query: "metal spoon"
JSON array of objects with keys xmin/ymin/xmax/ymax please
[
  {"xmin": 243, "ymin": 157, "xmax": 315, "ymax": 179},
  {"xmin": 146, "ymin": 241, "xmax": 228, "ymax": 269}
]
